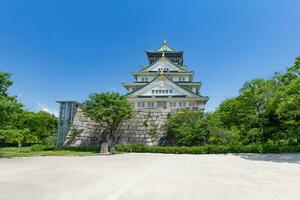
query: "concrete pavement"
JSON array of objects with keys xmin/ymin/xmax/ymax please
[{"xmin": 0, "ymin": 153, "xmax": 300, "ymax": 200}]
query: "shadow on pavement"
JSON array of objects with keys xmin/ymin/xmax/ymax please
[{"xmin": 234, "ymin": 153, "xmax": 300, "ymax": 164}]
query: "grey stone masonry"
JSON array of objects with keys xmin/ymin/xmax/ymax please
[{"xmin": 64, "ymin": 108, "xmax": 176, "ymax": 146}]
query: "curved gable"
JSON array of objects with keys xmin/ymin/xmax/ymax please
[
  {"xmin": 127, "ymin": 75, "xmax": 199, "ymax": 98},
  {"xmin": 141, "ymin": 57, "xmax": 186, "ymax": 73}
]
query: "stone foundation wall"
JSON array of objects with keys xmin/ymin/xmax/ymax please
[{"xmin": 64, "ymin": 108, "xmax": 175, "ymax": 146}]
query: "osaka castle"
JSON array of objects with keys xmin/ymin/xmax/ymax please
[{"xmin": 122, "ymin": 41, "xmax": 209, "ymax": 110}]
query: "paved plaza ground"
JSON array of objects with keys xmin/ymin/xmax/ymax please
[{"xmin": 0, "ymin": 153, "xmax": 299, "ymax": 200}]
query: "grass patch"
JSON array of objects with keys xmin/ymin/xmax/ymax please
[{"xmin": 0, "ymin": 146, "xmax": 98, "ymax": 158}]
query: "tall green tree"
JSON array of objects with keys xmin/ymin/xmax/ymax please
[
  {"xmin": 0, "ymin": 72, "xmax": 22, "ymax": 129},
  {"xmin": 276, "ymin": 78, "xmax": 300, "ymax": 143},
  {"xmin": 272, "ymin": 57, "xmax": 300, "ymax": 143},
  {"xmin": 216, "ymin": 56, "xmax": 300, "ymax": 144},
  {"xmin": 0, "ymin": 71, "xmax": 58, "ymax": 146},
  {"xmin": 0, "ymin": 110, "xmax": 57, "ymax": 146},
  {"xmin": 15, "ymin": 111, "xmax": 58, "ymax": 144},
  {"xmin": 164, "ymin": 110, "xmax": 209, "ymax": 146},
  {"xmin": 164, "ymin": 110, "xmax": 239, "ymax": 146},
  {"xmin": 81, "ymin": 92, "xmax": 133, "ymax": 153}
]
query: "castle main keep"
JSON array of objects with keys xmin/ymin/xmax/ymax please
[{"xmin": 123, "ymin": 40, "xmax": 208, "ymax": 110}]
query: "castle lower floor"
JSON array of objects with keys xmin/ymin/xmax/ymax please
[{"xmin": 127, "ymin": 97, "xmax": 206, "ymax": 110}]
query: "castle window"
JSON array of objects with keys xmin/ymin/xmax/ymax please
[
  {"xmin": 189, "ymin": 102, "xmax": 195, "ymax": 107},
  {"xmin": 169, "ymin": 90, "xmax": 173, "ymax": 93},
  {"xmin": 147, "ymin": 102, "xmax": 154, "ymax": 107},
  {"xmin": 179, "ymin": 77, "xmax": 185, "ymax": 82},
  {"xmin": 152, "ymin": 90, "xmax": 154, "ymax": 94},
  {"xmin": 169, "ymin": 102, "xmax": 176, "ymax": 107}
]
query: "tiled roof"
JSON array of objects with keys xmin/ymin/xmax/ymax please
[{"xmin": 155, "ymin": 40, "xmax": 175, "ymax": 52}]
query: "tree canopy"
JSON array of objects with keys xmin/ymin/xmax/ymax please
[
  {"xmin": 0, "ymin": 71, "xmax": 57, "ymax": 146},
  {"xmin": 81, "ymin": 92, "xmax": 133, "ymax": 149}
]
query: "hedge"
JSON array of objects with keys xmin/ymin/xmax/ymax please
[
  {"xmin": 57, "ymin": 146, "xmax": 100, "ymax": 152},
  {"xmin": 29, "ymin": 144, "xmax": 300, "ymax": 154},
  {"xmin": 30, "ymin": 144, "xmax": 100, "ymax": 152},
  {"xmin": 115, "ymin": 144, "xmax": 300, "ymax": 154}
]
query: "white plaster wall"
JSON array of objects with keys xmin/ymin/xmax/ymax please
[
  {"xmin": 170, "ymin": 76, "xmax": 189, "ymax": 82},
  {"xmin": 137, "ymin": 76, "xmax": 155, "ymax": 82},
  {"xmin": 134, "ymin": 101, "xmax": 204, "ymax": 109},
  {"xmin": 147, "ymin": 59, "xmax": 180, "ymax": 72},
  {"xmin": 140, "ymin": 84, "xmax": 183, "ymax": 96},
  {"xmin": 137, "ymin": 75, "xmax": 190, "ymax": 82}
]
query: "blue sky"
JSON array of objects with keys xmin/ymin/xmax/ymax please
[{"xmin": 0, "ymin": 0, "xmax": 299, "ymax": 115}]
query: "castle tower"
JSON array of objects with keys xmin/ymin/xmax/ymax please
[{"xmin": 122, "ymin": 41, "xmax": 208, "ymax": 110}]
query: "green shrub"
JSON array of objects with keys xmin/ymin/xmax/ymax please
[
  {"xmin": 57, "ymin": 146, "xmax": 100, "ymax": 152},
  {"xmin": 115, "ymin": 144, "xmax": 300, "ymax": 154},
  {"xmin": 28, "ymin": 144, "xmax": 300, "ymax": 154},
  {"xmin": 31, "ymin": 144, "xmax": 55, "ymax": 151},
  {"xmin": 31, "ymin": 145, "xmax": 100, "ymax": 152}
]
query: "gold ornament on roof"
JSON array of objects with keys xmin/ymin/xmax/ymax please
[{"xmin": 159, "ymin": 68, "xmax": 164, "ymax": 75}]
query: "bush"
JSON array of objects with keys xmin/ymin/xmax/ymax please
[
  {"xmin": 29, "ymin": 144, "xmax": 300, "ymax": 154},
  {"xmin": 31, "ymin": 144, "xmax": 55, "ymax": 151},
  {"xmin": 57, "ymin": 146, "xmax": 100, "ymax": 152},
  {"xmin": 115, "ymin": 144, "xmax": 300, "ymax": 154},
  {"xmin": 30, "ymin": 145, "xmax": 100, "ymax": 152}
]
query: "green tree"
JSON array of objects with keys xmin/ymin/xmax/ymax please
[
  {"xmin": 0, "ymin": 71, "xmax": 57, "ymax": 146},
  {"xmin": 0, "ymin": 111, "xmax": 57, "ymax": 146},
  {"xmin": 217, "ymin": 79, "xmax": 279, "ymax": 144},
  {"xmin": 15, "ymin": 111, "xmax": 58, "ymax": 144},
  {"xmin": 276, "ymin": 78, "xmax": 300, "ymax": 143},
  {"xmin": 0, "ymin": 72, "xmax": 23, "ymax": 129},
  {"xmin": 164, "ymin": 110, "xmax": 210, "ymax": 146},
  {"xmin": 0, "ymin": 128, "xmax": 39, "ymax": 146},
  {"xmin": 164, "ymin": 110, "xmax": 240, "ymax": 146},
  {"xmin": 81, "ymin": 92, "xmax": 133, "ymax": 153},
  {"xmin": 216, "ymin": 56, "xmax": 300, "ymax": 144},
  {"xmin": 0, "ymin": 71, "xmax": 13, "ymax": 95}
]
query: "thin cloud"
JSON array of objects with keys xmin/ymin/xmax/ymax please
[{"xmin": 37, "ymin": 102, "xmax": 59, "ymax": 117}]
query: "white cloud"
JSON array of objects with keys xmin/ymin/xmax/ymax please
[{"xmin": 37, "ymin": 102, "xmax": 59, "ymax": 117}]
